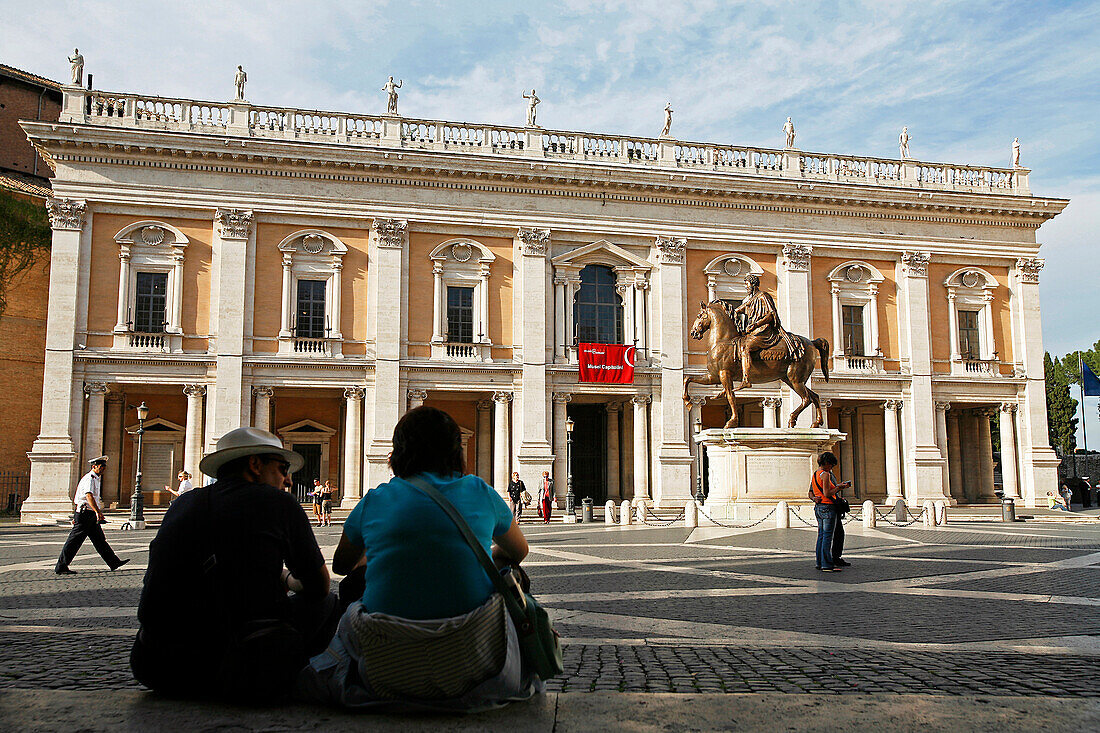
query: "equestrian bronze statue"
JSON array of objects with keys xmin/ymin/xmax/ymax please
[{"xmin": 684, "ymin": 274, "xmax": 830, "ymax": 428}]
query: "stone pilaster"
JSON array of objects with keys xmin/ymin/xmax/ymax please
[
  {"xmin": 977, "ymin": 408, "xmax": 998, "ymax": 502},
  {"xmin": 24, "ymin": 198, "xmax": 89, "ymax": 523},
  {"xmin": 82, "ymin": 383, "xmax": 109, "ymax": 467},
  {"xmin": 632, "ymin": 394, "xmax": 651, "ymax": 502},
  {"xmin": 102, "ymin": 393, "xmax": 124, "ymax": 507},
  {"xmin": 654, "ymin": 236, "xmax": 694, "ymax": 506},
  {"xmin": 475, "ymin": 399, "xmax": 493, "ymax": 482},
  {"xmin": 946, "ymin": 409, "xmax": 964, "ymax": 504},
  {"xmin": 514, "ymin": 228, "xmax": 554, "ymax": 488},
  {"xmin": 606, "ymin": 402, "xmax": 622, "ymax": 501},
  {"xmin": 934, "ymin": 402, "xmax": 953, "ymax": 502},
  {"xmin": 779, "ymin": 244, "xmax": 812, "ymax": 426}
]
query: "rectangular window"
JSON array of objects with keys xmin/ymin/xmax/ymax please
[
  {"xmin": 446, "ymin": 286, "xmax": 474, "ymax": 343},
  {"xmin": 958, "ymin": 309, "xmax": 980, "ymax": 359},
  {"xmin": 134, "ymin": 272, "xmax": 167, "ymax": 332},
  {"xmin": 295, "ymin": 280, "xmax": 327, "ymax": 339},
  {"xmin": 842, "ymin": 304, "xmax": 865, "ymax": 356}
]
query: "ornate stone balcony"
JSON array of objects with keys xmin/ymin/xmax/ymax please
[
  {"xmin": 958, "ymin": 357, "xmax": 1001, "ymax": 377},
  {"xmin": 834, "ymin": 353, "xmax": 885, "ymax": 375},
  {"xmin": 58, "ymin": 86, "xmax": 1030, "ymax": 196},
  {"xmin": 431, "ymin": 340, "xmax": 491, "ymax": 363}
]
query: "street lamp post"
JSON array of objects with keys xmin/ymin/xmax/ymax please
[
  {"xmin": 693, "ymin": 417, "xmax": 704, "ymax": 504},
  {"xmin": 565, "ymin": 416, "xmax": 575, "ymax": 517},
  {"xmin": 122, "ymin": 401, "xmax": 148, "ymax": 530}
]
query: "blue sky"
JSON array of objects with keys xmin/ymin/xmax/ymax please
[{"xmin": 3, "ymin": 0, "xmax": 1099, "ymax": 432}]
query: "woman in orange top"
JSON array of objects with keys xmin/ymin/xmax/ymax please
[{"xmin": 810, "ymin": 452, "xmax": 850, "ymax": 572}]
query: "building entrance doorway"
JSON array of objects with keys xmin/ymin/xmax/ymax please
[
  {"xmin": 568, "ymin": 404, "xmax": 607, "ymax": 504},
  {"xmin": 292, "ymin": 443, "xmax": 321, "ymax": 502}
]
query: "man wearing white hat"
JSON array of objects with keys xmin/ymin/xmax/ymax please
[
  {"xmin": 131, "ymin": 427, "xmax": 337, "ymax": 701},
  {"xmin": 55, "ymin": 456, "xmax": 129, "ymax": 574}
]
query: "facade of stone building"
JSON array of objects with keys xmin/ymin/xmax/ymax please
[{"xmin": 17, "ymin": 81, "xmax": 1067, "ymax": 523}]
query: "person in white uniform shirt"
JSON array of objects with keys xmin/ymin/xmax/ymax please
[
  {"xmin": 167, "ymin": 471, "xmax": 193, "ymax": 499},
  {"xmin": 55, "ymin": 456, "xmax": 129, "ymax": 574}
]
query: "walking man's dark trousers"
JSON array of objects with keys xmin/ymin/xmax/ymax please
[{"xmin": 56, "ymin": 507, "xmax": 125, "ymax": 572}]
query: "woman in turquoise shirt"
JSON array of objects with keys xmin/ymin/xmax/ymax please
[{"xmin": 299, "ymin": 406, "xmax": 538, "ymax": 710}]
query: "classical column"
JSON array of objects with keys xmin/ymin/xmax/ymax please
[
  {"xmin": 364, "ymin": 218, "xmax": 408, "ymax": 490},
  {"xmin": 606, "ymin": 402, "xmax": 622, "ymax": 501},
  {"xmin": 632, "ymin": 394, "xmax": 651, "ymax": 501},
  {"xmin": 252, "ymin": 386, "xmax": 273, "ymax": 431},
  {"xmin": 279, "ymin": 253, "xmax": 293, "ymax": 338},
  {"xmin": 551, "ymin": 393, "xmax": 571, "ymax": 502},
  {"xmin": 883, "ymin": 400, "xmax": 903, "ymax": 504},
  {"xmin": 476, "ymin": 399, "xmax": 493, "ymax": 482},
  {"xmin": 977, "ymin": 408, "xmax": 998, "ymax": 502},
  {"xmin": 183, "ymin": 385, "xmax": 206, "ymax": 480},
  {"xmin": 633, "ymin": 276, "xmax": 649, "ymax": 357},
  {"xmin": 115, "ymin": 245, "xmax": 131, "ymax": 332},
  {"xmin": 492, "ymin": 391, "xmax": 512, "ymax": 495},
  {"xmin": 514, "ymin": 228, "xmax": 554, "ymax": 487},
  {"xmin": 342, "ymin": 387, "xmax": 364, "ymax": 507},
  {"xmin": 935, "ymin": 402, "xmax": 951, "ymax": 499},
  {"xmin": 407, "ymin": 388, "xmax": 427, "ymax": 411},
  {"xmin": 830, "ymin": 284, "xmax": 843, "ymax": 357},
  {"xmin": 330, "ymin": 260, "xmax": 343, "ymax": 340},
  {"xmin": 947, "ymin": 292, "xmax": 960, "ymax": 361},
  {"xmin": 763, "ymin": 397, "xmax": 782, "ymax": 428},
  {"xmin": 947, "ymin": 409, "xmax": 964, "ymax": 504},
  {"xmin": 868, "ymin": 285, "xmax": 880, "ymax": 354},
  {"xmin": 838, "ymin": 407, "xmax": 855, "ymax": 488},
  {"xmin": 431, "ymin": 262, "xmax": 444, "ymax": 343},
  {"xmin": 82, "ymin": 383, "xmax": 109, "ymax": 466},
  {"xmin": 24, "ymin": 198, "xmax": 89, "ymax": 522},
  {"xmin": 654, "ymin": 236, "xmax": 694, "ymax": 506},
  {"xmin": 170, "ymin": 251, "xmax": 185, "ymax": 333},
  {"xmin": 103, "ymin": 393, "xmax": 124, "ymax": 507},
  {"xmin": 553, "ymin": 277, "xmax": 566, "ymax": 361},
  {"xmin": 999, "ymin": 403, "xmax": 1020, "ymax": 500}
]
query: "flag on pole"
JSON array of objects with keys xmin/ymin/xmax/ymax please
[{"xmin": 1083, "ymin": 361, "xmax": 1100, "ymax": 396}]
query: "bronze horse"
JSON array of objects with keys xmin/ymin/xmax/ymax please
[{"xmin": 684, "ymin": 301, "xmax": 831, "ymax": 428}]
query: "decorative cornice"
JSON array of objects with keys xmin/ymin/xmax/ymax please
[
  {"xmin": 517, "ymin": 227, "xmax": 550, "ymax": 256},
  {"xmin": 215, "ymin": 208, "xmax": 253, "ymax": 239},
  {"xmin": 901, "ymin": 251, "xmax": 930, "ymax": 277},
  {"xmin": 373, "ymin": 218, "xmax": 408, "ymax": 249},
  {"xmin": 782, "ymin": 243, "xmax": 812, "ymax": 272},
  {"xmin": 655, "ymin": 236, "xmax": 687, "ymax": 265},
  {"xmin": 46, "ymin": 197, "xmax": 86, "ymax": 230},
  {"xmin": 1015, "ymin": 257, "xmax": 1043, "ymax": 284}
]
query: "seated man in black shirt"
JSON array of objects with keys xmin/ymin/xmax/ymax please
[{"xmin": 131, "ymin": 427, "xmax": 338, "ymax": 701}]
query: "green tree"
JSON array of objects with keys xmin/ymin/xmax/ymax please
[
  {"xmin": 1045, "ymin": 351, "xmax": 1078, "ymax": 455},
  {"xmin": 0, "ymin": 189, "xmax": 51, "ymax": 316}
]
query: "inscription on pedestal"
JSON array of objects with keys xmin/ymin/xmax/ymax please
[{"xmin": 745, "ymin": 454, "xmax": 806, "ymax": 496}]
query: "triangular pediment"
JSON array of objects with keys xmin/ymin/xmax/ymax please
[
  {"xmin": 277, "ymin": 418, "xmax": 337, "ymax": 437},
  {"xmin": 551, "ymin": 240, "xmax": 651, "ymax": 270}
]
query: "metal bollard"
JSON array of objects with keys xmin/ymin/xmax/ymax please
[
  {"xmin": 776, "ymin": 501, "xmax": 789, "ymax": 529},
  {"xmin": 620, "ymin": 500, "xmax": 632, "ymax": 526},
  {"xmin": 604, "ymin": 500, "xmax": 617, "ymax": 525},
  {"xmin": 934, "ymin": 500, "xmax": 947, "ymax": 526},
  {"xmin": 863, "ymin": 500, "xmax": 876, "ymax": 528},
  {"xmin": 922, "ymin": 500, "xmax": 935, "ymax": 526},
  {"xmin": 684, "ymin": 500, "xmax": 698, "ymax": 528},
  {"xmin": 1001, "ymin": 498, "xmax": 1016, "ymax": 523}
]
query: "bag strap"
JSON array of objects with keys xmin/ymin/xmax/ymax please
[{"xmin": 405, "ymin": 475, "xmax": 527, "ymax": 623}]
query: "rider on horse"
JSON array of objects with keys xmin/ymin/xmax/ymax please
[{"xmin": 732, "ymin": 274, "xmax": 804, "ymax": 390}]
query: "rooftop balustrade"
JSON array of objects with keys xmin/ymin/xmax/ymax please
[{"xmin": 59, "ymin": 86, "xmax": 1030, "ymax": 195}]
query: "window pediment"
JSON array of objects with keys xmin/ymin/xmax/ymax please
[
  {"xmin": 944, "ymin": 267, "xmax": 996, "ymax": 291},
  {"xmin": 703, "ymin": 254, "xmax": 764, "ymax": 279},
  {"xmin": 113, "ymin": 221, "xmax": 189, "ymax": 249},
  {"xmin": 277, "ymin": 230, "xmax": 348, "ymax": 257},
  {"xmin": 551, "ymin": 240, "xmax": 651, "ymax": 271},
  {"xmin": 429, "ymin": 238, "xmax": 495, "ymax": 265},
  {"xmin": 827, "ymin": 261, "xmax": 885, "ymax": 285}
]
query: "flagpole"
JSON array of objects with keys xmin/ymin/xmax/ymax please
[{"xmin": 1080, "ymin": 354, "xmax": 1089, "ymax": 478}]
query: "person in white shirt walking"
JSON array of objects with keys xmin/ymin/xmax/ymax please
[
  {"xmin": 167, "ymin": 471, "xmax": 193, "ymax": 500},
  {"xmin": 55, "ymin": 456, "xmax": 129, "ymax": 574}
]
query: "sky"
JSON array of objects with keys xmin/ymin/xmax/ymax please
[{"xmin": 2, "ymin": 0, "xmax": 1099, "ymax": 433}]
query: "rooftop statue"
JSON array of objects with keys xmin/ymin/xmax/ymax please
[
  {"xmin": 899, "ymin": 126, "xmax": 910, "ymax": 159},
  {"xmin": 522, "ymin": 89, "xmax": 540, "ymax": 127},
  {"xmin": 234, "ymin": 65, "xmax": 247, "ymax": 100},
  {"xmin": 68, "ymin": 49, "xmax": 84, "ymax": 86},
  {"xmin": 685, "ymin": 274, "xmax": 830, "ymax": 428},
  {"xmin": 383, "ymin": 76, "xmax": 403, "ymax": 115},
  {"xmin": 783, "ymin": 117, "xmax": 796, "ymax": 148},
  {"xmin": 661, "ymin": 102, "xmax": 673, "ymax": 137},
  {"xmin": 1013, "ymin": 137, "xmax": 1021, "ymax": 168}
]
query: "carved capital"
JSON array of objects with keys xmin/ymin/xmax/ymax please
[
  {"xmin": 606, "ymin": 401, "xmax": 622, "ymax": 413},
  {"xmin": 517, "ymin": 227, "xmax": 550, "ymax": 256},
  {"xmin": 493, "ymin": 391, "xmax": 513, "ymax": 404},
  {"xmin": 882, "ymin": 399, "xmax": 903, "ymax": 411},
  {"xmin": 475, "ymin": 399, "xmax": 493, "ymax": 412},
  {"xmin": 373, "ymin": 218, "xmax": 408, "ymax": 249},
  {"xmin": 820, "ymin": 398, "xmax": 833, "ymax": 409},
  {"xmin": 252, "ymin": 386, "xmax": 274, "ymax": 399},
  {"xmin": 552, "ymin": 392, "xmax": 572, "ymax": 405},
  {"xmin": 838, "ymin": 407, "xmax": 856, "ymax": 417},
  {"xmin": 345, "ymin": 386, "xmax": 366, "ymax": 401},
  {"xmin": 1015, "ymin": 257, "xmax": 1044, "ymax": 284},
  {"xmin": 46, "ymin": 197, "xmax": 86, "ymax": 230},
  {"xmin": 1000, "ymin": 402, "xmax": 1018, "ymax": 414},
  {"xmin": 935, "ymin": 401, "xmax": 951, "ymax": 412},
  {"xmin": 183, "ymin": 384, "xmax": 207, "ymax": 399},
  {"xmin": 688, "ymin": 396, "xmax": 707, "ymax": 407},
  {"xmin": 782, "ymin": 243, "xmax": 812, "ymax": 272},
  {"xmin": 632, "ymin": 394, "xmax": 652, "ymax": 407},
  {"xmin": 84, "ymin": 382, "xmax": 109, "ymax": 396},
  {"xmin": 655, "ymin": 236, "xmax": 686, "ymax": 265},
  {"xmin": 406, "ymin": 388, "xmax": 427, "ymax": 403},
  {"xmin": 901, "ymin": 251, "xmax": 930, "ymax": 277},
  {"xmin": 761, "ymin": 396, "xmax": 783, "ymax": 408},
  {"xmin": 216, "ymin": 209, "xmax": 253, "ymax": 239}
]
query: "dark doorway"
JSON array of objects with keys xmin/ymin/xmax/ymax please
[
  {"xmin": 291, "ymin": 443, "xmax": 321, "ymax": 502},
  {"xmin": 568, "ymin": 404, "xmax": 607, "ymax": 504}
]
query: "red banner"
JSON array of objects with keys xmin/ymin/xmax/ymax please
[{"xmin": 578, "ymin": 343, "xmax": 636, "ymax": 383}]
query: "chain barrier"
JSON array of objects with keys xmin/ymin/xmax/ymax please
[
  {"xmin": 873, "ymin": 506, "xmax": 927, "ymax": 527},
  {"xmin": 696, "ymin": 505, "xmax": 777, "ymax": 529},
  {"xmin": 787, "ymin": 506, "xmax": 817, "ymax": 527},
  {"xmin": 640, "ymin": 506, "xmax": 686, "ymax": 527},
  {"xmin": 841, "ymin": 511, "xmax": 863, "ymax": 524}
]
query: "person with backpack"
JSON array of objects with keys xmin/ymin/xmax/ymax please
[
  {"xmin": 130, "ymin": 427, "xmax": 339, "ymax": 702},
  {"xmin": 808, "ymin": 452, "xmax": 851, "ymax": 572}
]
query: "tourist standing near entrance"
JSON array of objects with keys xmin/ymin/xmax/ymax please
[
  {"xmin": 131, "ymin": 427, "xmax": 337, "ymax": 702},
  {"xmin": 538, "ymin": 471, "xmax": 554, "ymax": 523},
  {"xmin": 311, "ymin": 478, "xmax": 324, "ymax": 525},
  {"xmin": 55, "ymin": 457, "xmax": 129, "ymax": 574},
  {"xmin": 809, "ymin": 452, "xmax": 851, "ymax": 572},
  {"xmin": 321, "ymin": 480, "xmax": 335, "ymax": 526},
  {"xmin": 167, "ymin": 470, "xmax": 193, "ymax": 500},
  {"xmin": 508, "ymin": 472, "xmax": 527, "ymax": 521}
]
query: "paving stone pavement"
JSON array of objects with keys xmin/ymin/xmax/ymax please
[{"xmin": 2, "ymin": 516, "xmax": 1099, "ymax": 700}]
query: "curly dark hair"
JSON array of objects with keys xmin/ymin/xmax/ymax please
[
  {"xmin": 817, "ymin": 451, "xmax": 838, "ymax": 468},
  {"xmin": 389, "ymin": 406, "xmax": 466, "ymax": 478}
]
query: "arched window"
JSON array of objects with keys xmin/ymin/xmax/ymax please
[
  {"xmin": 112, "ymin": 221, "xmax": 190, "ymax": 352},
  {"xmin": 575, "ymin": 264, "xmax": 623, "ymax": 344}
]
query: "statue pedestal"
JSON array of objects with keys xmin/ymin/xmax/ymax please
[{"xmin": 698, "ymin": 428, "xmax": 845, "ymax": 521}]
